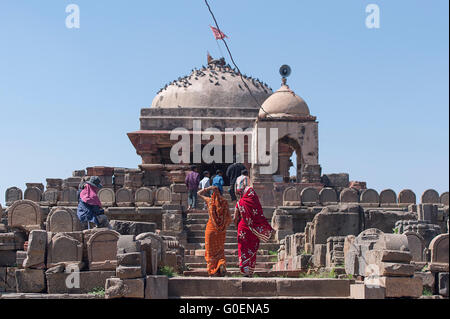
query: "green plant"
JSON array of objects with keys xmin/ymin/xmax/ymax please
[
  {"xmin": 270, "ymin": 256, "xmax": 278, "ymax": 262},
  {"xmin": 422, "ymin": 287, "xmax": 433, "ymax": 296},
  {"xmin": 158, "ymin": 266, "xmax": 176, "ymax": 278},
  {"xmin": 421, "ymin": 264, "xmax": 429, "ymax": 272},
  {"xmin": 268, "ymin": 250, "xmax": 278, "ymax": 256},
  {"xmin": 89, "ymin": 287, "xmax": 105, "ymax": 297},
  {"xmin": 392, "ymin": 227, "xmax": 399, "ymax": 234}
]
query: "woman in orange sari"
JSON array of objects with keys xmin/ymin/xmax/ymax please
[{"xmin": 198, "ymin": 185, "xmax": 232, "ymax": 276}]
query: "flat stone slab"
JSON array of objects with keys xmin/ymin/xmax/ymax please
[{"xmin": 168, "ymin": 277, "xmax": 351, "ymax": 298}]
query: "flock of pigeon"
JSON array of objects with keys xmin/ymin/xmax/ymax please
[{"xmin": 156, "ymin": 63, "xmax": 272, "ymax": 95}]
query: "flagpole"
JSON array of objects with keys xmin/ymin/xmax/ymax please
[{"xmin": 215, "ymin": 39, "xmax": 224, "ymax": 58}]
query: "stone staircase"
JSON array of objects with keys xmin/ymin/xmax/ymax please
[
  {"xmin": 183, "ymin": 189, "xmax": 280, "ymax": 276},
  {"xmin": 168, "ymin": 277, "xmax": 352, "ymax": 299}
]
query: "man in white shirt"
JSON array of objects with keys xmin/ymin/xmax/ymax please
[{"xmin": 199, "ymin": 171, "xmax": 211, "ymax": 209}]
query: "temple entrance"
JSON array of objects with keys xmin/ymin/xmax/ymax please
[{"xmin": 277, "ymin": 136, "xmax": 302, "ymax": 183}]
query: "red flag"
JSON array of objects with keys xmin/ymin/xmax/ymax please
[{"xmin": 210, "ymin": 25, "xmax": 228, "ymax": 40}]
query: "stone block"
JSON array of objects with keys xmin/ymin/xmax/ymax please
[
  {"xmin": 421, "ymin": 189, "xmax": 440, "ymax": 204},
  {"xmin": 370, "ymin": 276, "xmax": 422, "ymax": 298},
  {"xmin": 417, "ymin": 204, "xmax": 438, "ymax": 224},
  {"xmin": 379, "ymin": 189, "xmax": 397, "ymax": 206},
  {"xmin": 136, "ymin": 233, "xmax": 163, "ymax": 275},
  {"xmin": 429, "ymin": 233, "xmax": 448, "ymax": 264},
  {"xmin": 319, "ymin": 187, "xmax": 338, "ymax": 205},
  {"xmin": 7, "ymin": 200, "xmax": 42, "ymax": 232},
  {"xmin": 46, "ymin": 207, "xmax": 81, "ymax": 233},
  {"xmin": 98, "ymin": 188, "xmax": 116, "ymax": 207},
  {"xmin": 162, "ymin": 212, "xmax": 183, "ymax": 232},
  {"xmin": 300, "ymin": 187, "xmax": 319, "ymax": 206},
  {"xmin": 117, "ymin": 252, "xmax": 144, "ymax": 267},
  {"xmin": 313, "ymin": 244, "xmax": 326, "ymax": 268},
  {"xmin": 116, "ymin": 265, "xmax": 145, "ymax": 279},
  {"xmin": 170, "ymin": 184, "xmax": 187, "ymax": 193},
  {"xmin": 59, "ymin": 187, "xmax": 78, "ymax": 206},
  {"xmin": 87, "ymin": 229, "xmax": 120, "ymax": 270},
  {"xmin": 4, "ymin": 267, "xmax": 17, "ymax": 292},
  {"xmin": 242, "ymin": 278, "xmax": 277, "ymax": 297},
  {"xmin": 321, "ymin": 173, "xmax": 349, "ymax": 188},
  {"xmin": 15, "ymin": 268, "xmax": 46, "ymax": 293},
  {"xmin": 438, "ymin": 272, "xmax": 449, "ymax": 297},
  {"xmin": 23, "ymin": 230, "xmax": 47, "ymax": 269},
  {"xmin": 365, "ymin": 262, "xmax": 415, "ymax": 277},
  {"xmin": 135, "ymin": 187, "xmax": 154, "ymax": 207},
  {"xmin": 105, "ymin": 277, "xmax": 145, "ymax": 299},
  {"xmin": 276, "ymin": 278, "xmax": 351, "ymax": 297},
  {"xmin": 360, "ymin": 189, "xmax": 380, "ymax": 207},
  {"xmin": 155, "ymin": 187, "xmax": 172, "ymax": 206},
  {"xmin": 344, "ymin": 229, "xmax": 384, "ymax": 276},
  {"xmin": 47, "ymin": 232, "xmax": 83, "ymax": 268},
  {"xmin": 350, "ymin": 283, "xmax": 385, "ymax": 299},
  {"xmin": 0, "ymin": 250, "xmax": 17, "ymax": 267},
  {"xmin": 0, "ymin": 266, "xmax": 6, "ymax": 292},
  {"xmin": 404, "ymin": 232, "xmax": 426, "ymax": 262},
  {"xmin": 340, "ymin": 188, "xmax": 359, "ymax": 203},
  {"xmin": 117, "ymin": 235, "xmax": 141, "ymax": 254},
  {"xmin": 116, "ymin": 188, "xmax": 134, "ymax": 207},
  {"xmin": 110, "ymin": 220, "xmax": 157, "ymax": 236},
  {"xmin": 24, "ymin": 187, "xmax": 42, "ymax": 203},
  {"xmin": 366, "ymin": 249, "xmax": 412, "ymax": 264},
  {"xmin": 414, "ymin": 271, "xmax": 435, "ymax": 291},
  {"xmin": 168, "ymin": 277, "xmax": 242, "ymax": 297},
  {"xmin": 398, "ymin": 189, "xmax": 416, "ymax": 205},
  {"xmin": 5, "ymin": 187, "xmax": 23, "ymax": 206},
  {"xmin": 373, "ymin": 233, "xmax": 409, "ymax": 251},
  {"xmin": 46, "ymin": 269, "xmax": 115, "ymax": 294},
  {"xmin": 145, "ymin": 275, "xmax": 168, "ymax": 299}
]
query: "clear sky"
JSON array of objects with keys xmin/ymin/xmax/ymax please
[{"xmin": 0, "ymin": 0, "xmax": 448, "ymax": 205}]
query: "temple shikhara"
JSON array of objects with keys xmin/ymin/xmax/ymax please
[{"xmin": 1, "ymin": 56, "xmax": 448, "ymax": 299}]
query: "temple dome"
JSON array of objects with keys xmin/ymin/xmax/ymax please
[
  {"xmin": 258, "ymin": 84, "xmax": 310, "ymax": 119},
  {"xmin": 151, "ymin": 62, "xmax": 272, "ymax": 109}
]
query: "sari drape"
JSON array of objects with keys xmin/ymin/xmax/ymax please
[
  {"xmin": 204, "ymin": 190, "xmax": 232, "ymax": 275},
  {"xmin": 236, "ymin": 187, "xmax": 274, "ymax": 275}
]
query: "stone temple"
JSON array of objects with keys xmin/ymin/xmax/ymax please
[
  {"xmin": 128, "ymin": 56, "xmax": 321, "ymax": 207},
  {"xmin": 0, "ymin": 56, "xmax": 448, "ymax": 299}
]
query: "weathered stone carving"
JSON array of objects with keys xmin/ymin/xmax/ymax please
[
  {"xmin": 46, "ymin": 207, "xmax": 81, "ymax": 233},
  {"xmin": 7, "ymin": 200, "xmax": 42, "ymax": 232},
  {"xmin": 86, "ymin": 229, "xmax": 120, "ymax": 270},
  {"xmin": 135, "ymin": 187, "xmax": 154, "ymax": 207}
]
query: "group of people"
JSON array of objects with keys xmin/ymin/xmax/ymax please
[
  {"xmin": 188, "ymin": 164, "xmax": 274, "ymax": 277},
  {"xmin": 73, "ymin": 165, "xmax": 273, "ymax": 278}
]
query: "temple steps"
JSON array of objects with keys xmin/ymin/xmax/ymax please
[
  {"xmin": 185, "ymin": 249, "xmax": 271, "ymax": 256},
  {"xmin": 185, "ymin": 224, "xmax": 237, "ymax": 231},
  {"xmin": 187, "ymin": 236, "xmax": 237, "ymax": 244},
  {"xmin": 185, "ymin": 261, "xmax": 276, "ymax": 269},
  {"xmin": 187, "ymin": 230, "xmax": 238, "ymax": 237},
  {"xmin": 184, "ymin": 255, "xmax": 276, "ymax": 263},
  {"xmin": 168, "ymin": 277, "xmax": 352, "ymax": 298},
  {"xmin": 183, "ymin": 242, "xmax": 279, "ymax": 251}
]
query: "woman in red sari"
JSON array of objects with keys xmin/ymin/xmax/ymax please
[{"xmin": 234, "ymin": 186, "xmax": 274, "ymax": 277}]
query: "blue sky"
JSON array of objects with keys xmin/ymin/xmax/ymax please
[{"xmin": 0, "ymin": 0, "xmax": 448, "ymax": 204}]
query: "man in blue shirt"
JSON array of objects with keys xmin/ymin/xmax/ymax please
[{"xmin": 212, "ymin": 169, "xmax": 224, "ymax": 195}]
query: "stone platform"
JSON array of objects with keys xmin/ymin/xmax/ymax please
[{"xmin": 168, "ymin": 277, "xmax": 353, "ymax": 298}]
